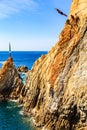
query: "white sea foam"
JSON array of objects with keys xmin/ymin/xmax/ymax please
[
  {"xmin": 7, "ymin": 105, "xmax": 17, "ymax": 109},
  {"xmin": 6, "ymin": 106, "xmax": 12, "ymax": 109},
  {"xmin": 9, "ymin": 99, "xmax": 18, "ymax": 102},
  {"xmin": 0, "ymin": 61, "xmax": 4, "ymax": 63},
  {"xmin": 19, "ymin": 110, "xmax": 24, "ymax": 115},
  {"xmin": 18, "ymin": 104, "xmax": 23, "ymax": 108},
  {"xmin": 0, "ymin": 61, "xmax": 4, "ymax": 67}
]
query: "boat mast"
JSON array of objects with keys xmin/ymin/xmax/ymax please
[{"xmin": 9, "ymin": 42, "xmax": 11, "ymax": 57}]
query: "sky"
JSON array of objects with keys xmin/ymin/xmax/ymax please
[{"xmin": 0, "ymin": 0, "xmax": 72, "ymax": 51}]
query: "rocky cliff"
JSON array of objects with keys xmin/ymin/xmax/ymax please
[
  {"xmin": 0, "ymin": 57, "xmax": 23, "ymax": 99},
  {"xmin": 19, "ymin": 0, "xmax": 87, "ymax": 130}
]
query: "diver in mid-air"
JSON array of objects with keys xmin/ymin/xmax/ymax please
[{"xmin": 55, "ymin": 8, "xmax": 67, "ymax": 17}]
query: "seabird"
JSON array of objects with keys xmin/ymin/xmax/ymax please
[{"xmin": 55, "ymin": 8, "xmax": 67, "ymax": 17}]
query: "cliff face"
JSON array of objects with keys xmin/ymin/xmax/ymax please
[
  {"xmin": 21, "ymin": 0, "xmax": 87, "ymax": 130},
  {"xmin": 0, "ymin": 57, "xmax": 23, "ymax": 99}
]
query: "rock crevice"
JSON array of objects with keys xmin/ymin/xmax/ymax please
[
  {"xmin": 19, "ymin": 0, "xmax": 87, "ymax": 130},
  {"xmin": 1, "ymin": 0, "xmax": 87, "ymax": 130}
]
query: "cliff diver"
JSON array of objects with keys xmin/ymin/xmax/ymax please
[
  {"xmin": 55, "ymin": 8, "xmax": 67, "ymax": 17},
  {"xmin": 9, "ymin": 42, "xmax": 11, "ymax": 57}
]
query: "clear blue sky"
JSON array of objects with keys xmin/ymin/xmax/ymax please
[{"xmin": 0, "ymin": 0, "xmax": 72, "ymax": 51}]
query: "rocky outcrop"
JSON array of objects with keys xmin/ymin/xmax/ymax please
[
  {"xmin": 19, "ymin": 0, "xmax": 87, "ymax": 130},
  {"xmin": 0, "ymin": 57, "xmax": 23, "ymax": 99},
  {"xmin": 17, "ymin": 66, "xmax": 28, "ymax": 73}
]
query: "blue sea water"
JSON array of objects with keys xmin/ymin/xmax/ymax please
[
  {"xmin": 0, "ymin": 51, "xmax": 47, "ymax": 130},
  {"xmin": 0, "ymin": 101, "xmax": 35, "ymax": 130},
  {"xmin": 0, "ymin": 51, "xmax": 47, "ymax": 69}
]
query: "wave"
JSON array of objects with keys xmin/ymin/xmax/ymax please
[
  {"xmin": 0, "ymin": 61, "xmax": 4, "ymax": 66},
  {"xmin": 6, "ymin": 105, "xmax": 17, "ymax": 109},
  {"xmin": 0, "ymin": 61, "xmax": 4, "ymax": 68},
  {"xmin": 18, "ymin": 104, "xmax": 23, "ymax": 108},
  {"xmin": 6, "ymin": 106, "xmax": 12, "ymax": 109},
  {"xmin": 0, "ymin": 61, "xmax": 4, "ymax": 64},
  {"xmin": 19, "ymin": 110, "xmax": 24, "ymax": 115},
  {"xmin": 9, "ymin": 99, "xmax": 18, "ymax": 102}
]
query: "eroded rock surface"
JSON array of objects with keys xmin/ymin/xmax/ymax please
[
  {"xmin": 18, "ymin": 0, "xmax": 87, "ymax": 130},
  {"xmin": 0, "ymin": 57, "xmax": 23, "ymax": 99},
  {"xmin": 17, "ymin": 66, "xmax": 28, "ymax": 73}
]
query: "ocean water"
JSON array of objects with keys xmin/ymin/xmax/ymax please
[
  {"xmin": 0, "ymin": 101, "xmax": 35, "ymax": 130},
  {"xmin": 0, "ymin": 51, "xmax": 47, "ymax": 69},
  {"xmin": 0, "ymin": 51, "xmax": 47, "ymax": 130}
]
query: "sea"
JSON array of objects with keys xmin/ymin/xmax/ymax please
[{"xmin": 0, "ymin": 51, "xmax": 47, "ymax": 130}]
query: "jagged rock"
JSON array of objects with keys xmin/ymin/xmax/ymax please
[
  {"xmin": 17, "ymin": 66, "xmax": 28, "ymax": 73},
  {"xmin": 0, "ymin": 57, "xmax": 23, "ymax": 99},
  {"xmin": 18, "ymin": 0, "xmax": 87, "ymax": 130}
]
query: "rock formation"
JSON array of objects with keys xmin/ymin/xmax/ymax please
[
  {"xmin": 17, "ymin": 66, "xmax": 28, "ymax": 73},
  {"xmin": 19, "ymin": 0, "xmax": 87, "ymax": 130},
  {"xmin": 0, "ymin": 57, "xmax": 23, "ymax": 99}
]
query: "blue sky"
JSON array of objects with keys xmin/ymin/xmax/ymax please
[{"xmin": 0, "ymin": 0, "xmax": 72, "ymax": 51}]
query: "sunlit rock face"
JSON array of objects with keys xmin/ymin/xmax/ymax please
[
  {"xmin": 20, "ymin": 0, "xmax": 87, "ymax": 129},
  {"xmin": 70, "ymin": 0, "xmax": 87, "ymax": 17},
  {"xmin": 0, "ymin": 57, "xmax": 23, "ymax": 99},
  {"xmin": 17, "ymin": 66, "xmax": 28, "ymax": 73}
]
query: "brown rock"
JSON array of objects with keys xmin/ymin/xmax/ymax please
[
  {"xmin": 0, "ymin": 57, "xmax": 23, "ymax": 99},
  {"xmin": 19, "ymin": 0, "xmax": 87, "ymax": 130},
  {"xmin": 17, "ymin": 66, "xmax": 28, "ymax": 73}
]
